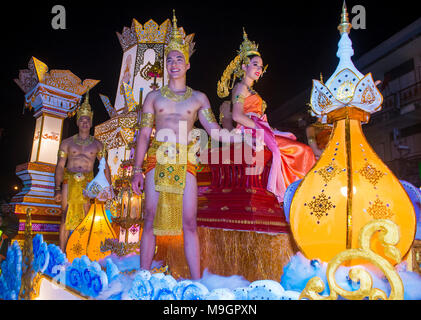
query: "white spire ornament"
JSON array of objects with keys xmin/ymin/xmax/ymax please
[
  {"xmin": 310, "ymin": 2, "xmax": 382, "ymax": 122},
  {"xmin": 84, "ymin": 157, "xmax": 111, "ymax": 199}
]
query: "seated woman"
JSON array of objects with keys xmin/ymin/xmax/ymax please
[{"xmin": 217, "ymin": 29, "xmax": 316, "ymax": 203}]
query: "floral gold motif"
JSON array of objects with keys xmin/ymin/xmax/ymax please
[
  {"xmin": 72, "ymin": 242, "xmax": 84, "ymax": 256},
  {"xmin": 317, "ymin": 92, "xmax": 332, "ymax": 110},
  {"xmin": 367, "ymin": 199, "xmax": 394, "ymax": 219},
  {"xmin": 362, "ymin": 86, "xmax": 376, "ymax": 104},
  {"xmin": 306, "ymin": 193, "xmax": 335, "ymax": 222},
  {"xmin": 318, "ymin": 162, "xmax": 341, "ymax": 183},
  {"xmin": 358, "ymin": 162, "xmax": 384, "ymax": 186}
]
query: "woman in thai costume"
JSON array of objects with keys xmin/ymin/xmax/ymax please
[{"xmin": 217, "ymin": 29, "xmax": 316, "ymax": 203}]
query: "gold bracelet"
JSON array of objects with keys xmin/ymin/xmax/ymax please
[
  {"xmin": 55, "ymin": 186, "xmax": 62, "ymax": 191},
  {"xmin": 308, "ymin": 137, "xmax": 316, "ymax": 144},
  {"xmin": 97, "ymin": 146, "xmax": 107, "ymax": 159},
  {"xmin": 200, "ymin": 108, "xmax": 217, "ymax": 123},
  {"xmin": 140, "ymin": 113, "xmax": 155, "ymax": 129}
]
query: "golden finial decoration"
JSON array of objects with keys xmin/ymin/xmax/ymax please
[
  {"xmin": 164, "ymin": 9, "xmax": 191, "ymax": 63},
  {"xmin": 337, "ymin": 1, "xmax": 352, "ymax": 34},
  {"xmin": 299, "ymin": 219, "xmax": 404, "ymax": 300},
  {"xmin": 76, "ymin": 89, "xmax": 94, "ymax": 122}
]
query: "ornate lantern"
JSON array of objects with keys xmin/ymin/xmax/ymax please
[
  {"xmin": 287, "ymin": 3, "xmax": 417, "ymax": 264},
  {"xmin": 100, "ymin": 91, "xmax": 144, "ymax": 256}
]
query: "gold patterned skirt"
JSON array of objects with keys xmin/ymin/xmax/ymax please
[
  {"xmin": 144, "ymin": 139, "xmax": 198, "ymax": 236},
  {"xmin": 63, "ymin": 169, "xmax": 94, "ymax": 230}
]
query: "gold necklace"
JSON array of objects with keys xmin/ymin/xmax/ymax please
[
  {"xmin": 247, "ymin": 85, "xmax": 257, "ymax": 96},
  {"xmin": 73, "ymin": 134, "xmax": 94, "ymax": 146},
  {"xmin": 161, "ymin": 85, "xmax": 193, "ymax": 102}
]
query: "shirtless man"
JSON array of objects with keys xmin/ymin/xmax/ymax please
[
  {"xmin": 131, "ymin": 13, "xmax": 221, "ymax": 280},
  {"xmin": 54, "ymin": 92, "xmax": 112, "ymax": 252}
]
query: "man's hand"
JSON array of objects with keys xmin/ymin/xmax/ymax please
[
  {"xmin": 54, "ymin": 191, "xmax": 62, "ymax": 203},
  {"xmin": 132, "ymin": 173, "xmax": 144, "ymax": 195}
]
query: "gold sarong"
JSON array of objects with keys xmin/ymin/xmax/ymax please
[
  {"xmin": 144, "ymin": 139, "xmax": 198, "ymax": 236},
  {"xmin": 63, "ymin": 169, "xmax": 94, "ymax": 230}
]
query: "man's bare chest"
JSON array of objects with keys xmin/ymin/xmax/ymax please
[
  {"xmin": 154, "ymin": 96, "xmax": 200, "ymax": 120},
  {"xmin": 68, "ymin": 142, "xmax": 98, "ymax": 160}
]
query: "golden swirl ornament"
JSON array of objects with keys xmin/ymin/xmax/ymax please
[{"xmin": 299, "ymin": 219, "xmax": 404, "ymax": 300}]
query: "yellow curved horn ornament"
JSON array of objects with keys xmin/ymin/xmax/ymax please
[{"xmin": 299, "ymin": 219, "xmax": 404, "ymax": 300}]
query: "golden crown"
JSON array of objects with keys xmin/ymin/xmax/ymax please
[
  {"xmin": 164, "ymin": 10, "xmax": 192, "ymax": 63},
  {"xmin": 76, "ymin": 90, "xmax": 94, "ymax": 121},
  {"xmin": 238, "ymin": 28, "xmax": 260, "ymax": 61},
  {"xmin": 217, "ymin": 29, "xmax": 263, "ymax": 98}
]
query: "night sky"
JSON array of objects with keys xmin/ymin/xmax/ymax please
[{"xmin": 0, "ymin": 0, "xmax": 419, "ymax": 200}]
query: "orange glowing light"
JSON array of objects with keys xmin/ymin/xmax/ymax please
[{"xmin": 66, "ymin": 201, "xmax": 117, "ymax": 263}]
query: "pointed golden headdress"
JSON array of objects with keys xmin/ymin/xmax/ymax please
[
  {"xmin": 76, "ymin": 90, "xmax": 94, "ymax": 122},
  {"xmin": 238, "ymin": 28, "xmax": 260, "ymax": 61},
  {"xmin": 164, "ymin": 10, "xmax": 193, "ymax": 63},
  {"xmin": 217, "ymin": 28, "xmax": 266, "ymax": 98}
]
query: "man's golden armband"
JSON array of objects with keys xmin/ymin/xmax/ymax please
[
  {"xmin": 97, "ymin": 146, "xmax": 107, "ymax": 159},
  {"xmin": 140, "ymin": 112, "xmax": 155, "ymax": 129},
  {"xmin": 57, "ymin": 149, "xmax": 68, "ymax": 159},
  {"xmin": 200, "ymin": 108, "xmax": 217, "ymax": 123}
]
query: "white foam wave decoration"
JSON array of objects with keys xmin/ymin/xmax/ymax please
[
  {"xmin": 281, "ymin": 252, "xmax": 329, "ymax": 295},
  {"xmin": 173, "ymin": 280, "xmax": 193, "ymax": 299},
  {"xmin": 128, "ymin": 270, "xmax": 154, "ymax": 300},
  {"xmin": 3, "ymin": 233, "xmax": 421, "ymax": 300},
  {"xmin": 45, "ymin": 243, "xmax": 67, "ymax": 278},
  {"xmin": 397, "ymin": 269, "xmax": 421, "ymax": 300},
  {"xmin": 33, "ymin": 234, "xmax": 49, "ymax": 273},
  {"xmin": 64, "ymin": 255, "xmax": 108, "ymax": 298},
  {"xmin": 104, "ymin": 258, "xmax": 120, "ymax": 283},
  {"xmin": 233, "ymin": 287, "xmax": 249, "ymax": 300},
  {"xmin": 280, "ymin": 290, "xmax": 301, "ymax": 300},
  {"xmin": 0, "ymin": 241, "xmax": 22, "ymax": 300},
  {"xmin": 248, "ymin": 280, "xmax": 285, "ymax": 300},
  {"xmin": 199, "ymin": 268, "xmax": 250, "ymax": 291},
  {"xmin": 149, "ymin": 273, "xmax": 178, "ymax": 300},
  {"xmin": 206, "ymin": 288, "xmax": 236, "ymax": 300},
  {"xmin": 180, "ymin": 281, "xmax": 209, "ymax": 300}
]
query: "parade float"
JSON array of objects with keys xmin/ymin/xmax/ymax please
[{"xmin": 1, "ymin": 4, "xmax": 421, "ymax": 300}]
